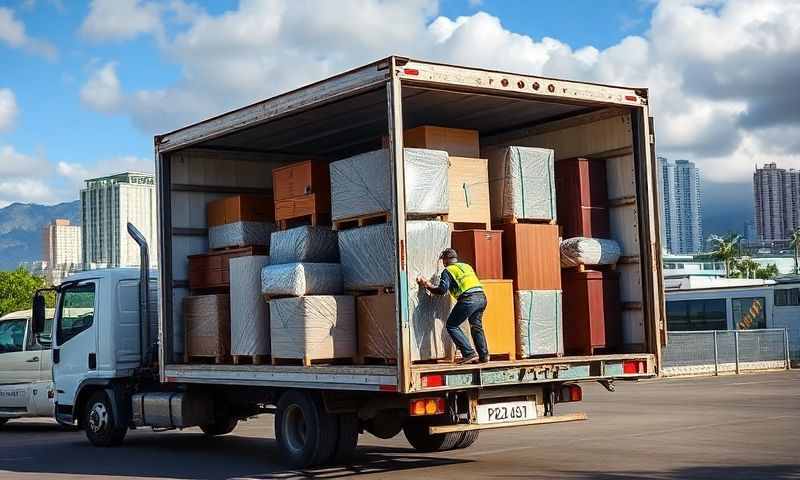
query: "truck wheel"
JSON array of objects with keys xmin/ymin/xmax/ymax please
[
  {"xmin": 200, "ymin": 416, "xmax": 238, "ymax": 436},
  {"xmin": 84, "ymin": 391, "xmax": 127, "ymax": 447},
  {"xmin": 330, "ymin": 413, "xmax": 359, "ymax": 465},
  {"xmin": 0, "ymin": 418, "xmax": 8, "ymax": 427},
  {"xmin": 275, "ymin": 391, "xmax": 337, "ymax": 468},
  {"xmin": 403, "ymin": 422, "xmax": 463, "ymax": 452},
  {"xmin": 455, "ymin": 430, "xmax": 480, "ymax": 449}
]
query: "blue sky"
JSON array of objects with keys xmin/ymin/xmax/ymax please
[{"xmin": 0, "ymin": 0, "xmax": 797, "ymax": 212}]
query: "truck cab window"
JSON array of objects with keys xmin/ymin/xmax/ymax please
[
  {"xmin": 57, "ymin": 284, "xmax": 96, "ymax": 345},
  {"xmin": 0, "ymin": 319, "xmax": 27, "ymax": 353}
]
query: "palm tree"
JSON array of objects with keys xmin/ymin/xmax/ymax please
[
  {"xmin": 735, "ymin": 257, "xmax": 760, "ymax": 279},
  {"xmin": 709, "ymin": 233, "xmax": 742, "ymax": 278},
  {"xmin": 755, "ymin": 263, "xmax": 779, "ymax": 280},
  {"xmin": 790, "ymin": 228, "xmax": 800, "ymax": 275}
]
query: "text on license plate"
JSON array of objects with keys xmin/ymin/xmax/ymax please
[{"xmin": 477, "ymin": 400, "xmax": 537, "ymax": 424}]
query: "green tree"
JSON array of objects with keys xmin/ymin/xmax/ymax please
[
  {"xmin": 755, "ymin": 263, "xmax": 779, "ymax": 280},
  {"xmin": 0, "ymin": 268, "xmax": 47, "ymax": 317},
  {"xmin": 709, "ymin": 233, "xmax": 742, "ymax": 278},
  {"xmin": 790, "ymin": 228, "xmax": 800, "ymax": 275},
  {"xmin": 734, "ymin": 257, "xmax": 760, "ymax": 279}
]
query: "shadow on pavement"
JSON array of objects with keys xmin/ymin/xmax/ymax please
[
  {"xmin": 0, "ymin": 428, "xmax": 470, "ymax": 479},
  {"xmin": 540, "ymin": 465, "xmax": 800, "ymax": 480}
]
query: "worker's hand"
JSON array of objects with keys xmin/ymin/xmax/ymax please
[{"xmin": 416, "ymin": 276, "xmax": 430, "ymax": 288}]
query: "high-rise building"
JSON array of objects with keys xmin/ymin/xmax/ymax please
[
  {"xmin": 80, "ymin": 172, "xmax": 158, "ymax": 269},
  {"xmin": 42, "ymin": 219, "xmax": 82, "ymax": 284},
  {"xmin": 753, "ymin": 163, "xmax": 800, "ymax": 241},
  {"xmin": 659, "ymin": 157, "xmax": 703, "ymax": 254}
]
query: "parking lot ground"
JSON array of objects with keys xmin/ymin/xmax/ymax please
[{"xmin": 1, "ymin": 370, "xmax": 798, "ymax": 479}]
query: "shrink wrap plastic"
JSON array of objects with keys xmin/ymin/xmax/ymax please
[
  {"xmin": 329, "ymin": 148, "xmax": 449, "ymax": 221},
  {"xmin": 269, "ymin": 226, "xmax": 339, "ymax": 265},
  {"xmin": 487, "ymin": 146, "xmax": 556, "ymax": 221},
  {"xmin": 560, "ymin": 237, "xmax": 622, "ymax": 267},
  {"xmin": 515, "ymin": 290, "xmax": 563, "ymax": 357},
  {"xmin": 260, "ymin": 262, "xmax": 342, "ymax": 297},
  {"xmin": 338, "ymin": 223, "xmax": 394, "ymax": 289},
  {"xmin": 357, "ymin": 293, "xmax": 397, "ymax": 360},
  {"xmin": 208, "ymin": 221, "xmax": 274, "ymax": 250},
  {"xmin": 230, "ymin": 256, "xmax": 270, "ymax": 356},
  {"xmin": 183, "ymin": 294, "xmax": 230, "ymax": 357},
  {"xmin": 269, "ymin": 296, "xmax": 356, "ymax": 360},
  {"xmin": 407, "ymin": 221, "xmax": 454, "ymax": 361}
]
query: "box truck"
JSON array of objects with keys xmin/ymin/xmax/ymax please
[{"xmin": 31, "ymin": 57, "xmax": 664, "ymax": 468}]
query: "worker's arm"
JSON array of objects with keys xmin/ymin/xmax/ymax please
[{"xmin": 417, "ymin": 269, "xmax": 451, "ymax": 296}]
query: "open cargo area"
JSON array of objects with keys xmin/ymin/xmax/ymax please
[{"xmin": 155, "ymin": 57, "xmax": 662, "ymax": 393}]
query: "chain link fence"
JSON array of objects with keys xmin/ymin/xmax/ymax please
[{"xmin": 662, "ymin": 329, "xmax": 792, "ymax": 377}]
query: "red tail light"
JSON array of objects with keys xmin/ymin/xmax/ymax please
[
  {"xmin": 421, "ymin": 374, "xmax": 444, "ymax": 388},
  {"xmin": 403, "ymin": 68, "xmax": 419, "ymax": 76},
  {"xmin": 623, "ymin": 360, "xmax": 644, "ymax": 374},
  {"xmin": 559, "ymin": 385, "xmax": 583, "ymax": 402}
]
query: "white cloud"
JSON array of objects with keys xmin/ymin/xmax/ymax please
[
  {"xmin": 0, "ymin": 89, "xmax": 18, "ymax": 132},
  {"xmin": 79, "ymin": 0, "xmax": 163, "ymax": 42},
  {"xmin": 58, "ymin": 156, "xmax": 153, "ymax": 192},
  {"xmin": 75, "ymin": 0, "xmax": 800, "ymax": 183},
  {"xmin": 80, "ymin": 62, "xmax": 122, "ymax": 113},
  {"xmin": 0, "ymin": 6, "xmax": 57, "ymax": 59}
]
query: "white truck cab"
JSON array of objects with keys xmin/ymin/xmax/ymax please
[
  {"xmin": 35, "ymin": 268, "xmax": 158, "ymax": 427},
  {"xmin": 0, "ymin": 309, "xmax": 55, "ymax": 425}
]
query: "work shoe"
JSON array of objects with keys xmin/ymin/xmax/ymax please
[
  {"xmin": 456, "ymin": 353, "xmax": 479, "ymax": 365},
  {"xmin": 477, "ymin": 357, "xmax": 490, "ymax": 364}
]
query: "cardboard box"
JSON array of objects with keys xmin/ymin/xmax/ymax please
[
  {"xmin": 404, "ymin": 125, "xmax": 480, "ymax": 158},
  {"xmin": 272, "ymin": 160, "xmax": 330, "ymax": 202},
  {"xmin": 448, "ymin": 156, "xmax": 491, "ymax": 228},
  {"xmin": 207, "ymin": 195, "xmax": 274, "ymax": 227},
  {"xmin": 188, "ymin": 246, "xmax": 267, "ymax": 291},
  {"xmin": 357, "ymin": 292, "xmax": 397, "ymax": 362},
  {"xmin": 451, "ymin": 229, "xmax": 503, "ymax": 279},
  {"xmin": 184, "ymin": 294, "xmax": 230, "ymax": 359},
  {"xmin": 501, "ymin": 223, "xmax": 561, "ymax": 291}
]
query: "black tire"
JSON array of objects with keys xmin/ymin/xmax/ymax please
[
  {"xmin": 454, "ymin": 430, "xmax": 480, "ymax": 449},
  {"xmin": 0, "ymin": 418, "xmax": 8, "ymax": 427},
  {"xmin": 275, "ymin": 391, "xmax": 338, "ymax": 469},
  {"xmin": 403, "ymin": 421, "xmax": 463, "ymax": 452},
  {"xmin": 84, "ymin": 391, "xmax": 127, "ymax": 447},
  {"xmin": 330, "ymin": 413, "xmax": 359, "ymax": 465},
  {"xmin": 200, "ymin": 416, "xmax": 238, "ymax": 436}
]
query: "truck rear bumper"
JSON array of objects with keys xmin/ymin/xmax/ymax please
[{"xmin": 429, "ymin": 412, "xmax": 587, "ymax": 434}]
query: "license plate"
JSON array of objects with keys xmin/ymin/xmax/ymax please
[{"xmin": 477, "ymin": 400, "xmax": 537, "ymax": 424}]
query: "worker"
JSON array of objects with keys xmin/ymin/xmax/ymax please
[{"xmin": 417, "ymin": 248, "xmax": 489, "ymax": 364}]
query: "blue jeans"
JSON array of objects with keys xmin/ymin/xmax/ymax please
[{"xmin": 446, "ymin": 291, "xmax": 489, "ymax": 359}]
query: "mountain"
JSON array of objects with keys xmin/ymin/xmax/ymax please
[{"xmin": 0, "ymin": 201, "xmax": 80, "ymax": 270}]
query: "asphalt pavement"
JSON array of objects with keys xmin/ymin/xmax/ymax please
[{"xmin": 1, "ymin": 370, "xmax": 798, "ymax": 479}]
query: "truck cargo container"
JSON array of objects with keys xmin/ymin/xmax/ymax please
[{"xmin": 33, "ymin": 57, "xmax": 664, "ymax": 468}]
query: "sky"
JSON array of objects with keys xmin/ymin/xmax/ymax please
[{"xmin": 0, "ymin": 0, "xmax": 798, "ymax": 211}]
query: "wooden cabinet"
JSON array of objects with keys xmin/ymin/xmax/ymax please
[
  {"xmin": 480, "ymin": 280, "xmax": 515, "ymax": 360},
  {"xmin": 404, "ymin": 125, "xmax": 480, "ymax": 158},
  {"xmin": 561, "ymin": 269, "xmax": 621, "ymax": 355},
  {"xmin": 272, "ymin": 160, "xmax": 330, "ymax": 202},
  {"xmin": 188, "ymin": 246, "xmax": 267, "ymax": 291},
  {"xmin": 451, "ymin": 229, "xmax": 503, "ymax": 279},
  {"xmin": 207, "ymin": 194, "xmax": 273, "ymax": 227},
  {"xmin": 555, "ymin": 157, "xmax": 610, "ymax": 238},
  {"xmin": 274, "ymin": 193, "xmax": 330, "ymax": 226},
  {"xmin": 501, "ymin": 223, "xmax": 561, "ymax": 291}
]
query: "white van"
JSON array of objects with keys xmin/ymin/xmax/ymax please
[{"xmin": 0, "ymin": 309, "xmax": 55, "ymax": 425}]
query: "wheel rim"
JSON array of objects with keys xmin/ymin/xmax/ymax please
[
  {"xmin": 88, "ymin": 402, "xmax": 108, "ymax": 433},
  {"xmin": 284, "ymin": 404, "xmax": 308, "ymax": 455}
]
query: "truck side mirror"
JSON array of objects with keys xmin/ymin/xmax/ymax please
[{"xmin": 32, "ymin": 292, "xmax": 46, "ymax": 335}]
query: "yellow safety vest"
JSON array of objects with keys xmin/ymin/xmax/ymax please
[{"xmin": 445, "ymin": 262, "xmax": 483, "ymax": 298}]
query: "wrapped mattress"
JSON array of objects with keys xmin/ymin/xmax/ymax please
[
  {"xmin": 269, "ymin": 225, "xmax": 339, "ymax": 265},
  {"xmin": 208, "ymin": 221, "xmax": 274, "ymax": 250},
  {"xmin": 261, "ymin": 262, "xmax": 342, "ymax": 297},
  {"xmin": 330, "ymin": 148, "xmax": 449, "ymax": 221},
  {"xmin": 560, "ymin": 237, "xmax": 621, "ymax": 267},
  {"xmin": 515, "ymin": 290, "xmax": 563, "ymax": 358},
  {"xmin": 338, "ymin": 223, "xmax": 394, "ymax": 289},
  {"xmin": 486, "ymin": 146, "xmax": 556, "ymax": 222},
  {"xmin": 269, "ymin": 295, "xmax": 356, "ymax": 361},
  {"xmin": 230, "ymin": 256, "xmax": 270, "ymax": 356}
]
